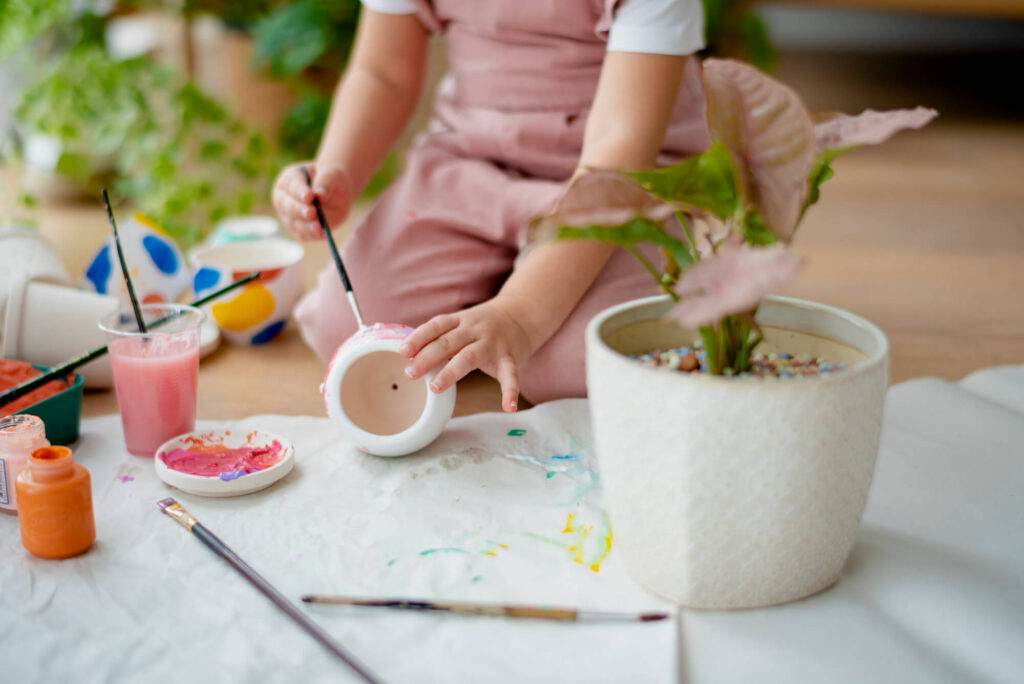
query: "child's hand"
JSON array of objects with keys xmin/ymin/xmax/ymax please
[
  {"xmin": 272, "ymin": 162, "xmax": 353, "ymax": 241},
  {"xmin": 398, "ymin": 298, "xmax": 537, "ymax": 413}
]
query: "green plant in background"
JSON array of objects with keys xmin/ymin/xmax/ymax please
[
  {"xmin": 13, "ymin": 45, "xmax": 278, "ymax": 249},
  {"xmin": 701, "ymin": 0, "xmax": 775, "ymax": 72},
  {"xmin": 0, "ymin": 0, "xmax": 75, "ymax": 61}
]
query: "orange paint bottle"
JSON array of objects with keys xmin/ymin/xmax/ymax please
[{"xmin": 16, "ymin": 446, "xmax": 95, "ymax": 559}]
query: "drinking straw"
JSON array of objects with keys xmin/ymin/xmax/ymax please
[
  {"xmin": 158, "ymin": 498, "xmax": 381, "ymax": 683},
  {"xmin": 300, "ymin": 166, "xmax": 365, "ymax": 328},
  {"xmin": 102, "ymin": 189, "xmax": 147, "ymax": 333},
  {"xmin": 0, "ymin": 273, "xmax": 260, "ymax": 410},
  {"xmin": 301, "ymin": 595, "xmax": 670, "ymax": 622}
]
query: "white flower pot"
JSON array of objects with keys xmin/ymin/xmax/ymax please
[{"xmin": 585, "ymin": 295, "xmax": 888, "ymax": 609}]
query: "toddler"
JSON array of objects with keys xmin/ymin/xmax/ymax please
[{"xmin": 273, "ymin": 0, "xmax": 710, "ymax": 412}]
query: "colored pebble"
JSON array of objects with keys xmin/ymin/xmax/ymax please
[{"xmin": 629, "ymin": 341, "xmax": 848, "ymax": 380}]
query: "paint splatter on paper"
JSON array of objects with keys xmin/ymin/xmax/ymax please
[
  {"xmin": 117, "ymin": 476, "xmax": 135, "ymax": 483},
  {"xmin": 527, "ymin": 512, "xmax": 613, "ymax": 573}
]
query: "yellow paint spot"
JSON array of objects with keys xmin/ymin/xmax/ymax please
[
  {"xmin": 133, "ymin": 213, "xmax": 171, "ymax": 237},
  {"xmin": 212, "ymin": 285, "xmax": 275, "ymax": 331},
  {"xmin": 562, "ymin": 513, "xmax": 576, "ymax": 534}
]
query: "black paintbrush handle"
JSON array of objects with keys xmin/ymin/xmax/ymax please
[
  {"xmin": 300, "ymin": 166, "xmax": 354, "ymax": 293},
  {"xmin": 0, "ymin": 273, "xmax": 260, "ymax": 410},
  {"xmin": 103, "ymin": 189, "xmax": 147, "ymax": 333},
  {"xmin": 191, "ymin": 523, "xmax": 381, "ymax": 684}
]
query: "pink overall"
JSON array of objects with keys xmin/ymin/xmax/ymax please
[{"xmin": 295, "ymin": 0, "xmax": 710, "ymax": 403}]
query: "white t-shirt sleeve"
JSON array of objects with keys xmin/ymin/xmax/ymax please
[
  {"xmin": 607, "ymin": 0, "xmax": 706, "ymax": 56},
  {"xmin": 360, "ymin": 0, "xmax": 417, "ymax": 14}
]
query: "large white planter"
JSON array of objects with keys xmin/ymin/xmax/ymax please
[{"xmin": 586, "ymin": 295, "xmax": 888, "ymax": 609}]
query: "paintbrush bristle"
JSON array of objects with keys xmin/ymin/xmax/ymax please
[
  {"xmin": 157, "ymin": 497, "xmax": 177, "ymax": 511},
  {"xmin": 639, "ymin": 612, "xmax": 670, "ymax": 622}
]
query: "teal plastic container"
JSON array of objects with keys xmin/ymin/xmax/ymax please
[{"xmin": 12, "ymin": 366, "xmax": 84, "ymax": 446}]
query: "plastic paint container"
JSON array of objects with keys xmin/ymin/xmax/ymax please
[{"xmin": 322, "ymin": 324, "xmax": 455, "ymax": 457}]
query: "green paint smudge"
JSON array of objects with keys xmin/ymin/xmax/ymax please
[
  {"xmin": 418, "ymin": 547, "xmax": 468, "ymax": 556},
  {"xmin": 546, "ymin": 471, "xmax": 556, "ymax": 479},
  {"xmin": 472, "ymin": 575, "xmax": 483, "ymax": 583},
  {"xmin": 508, "ymin": 429, "xmax": 527, "ymax": 436}
]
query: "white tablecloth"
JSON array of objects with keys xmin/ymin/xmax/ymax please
[{"xmin": 2, "ymin": 366, "xmax": 1022, "ymax": 683}]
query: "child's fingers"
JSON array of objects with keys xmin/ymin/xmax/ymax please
[
  {"xmin": 274, "ymin": 189, "xmax": 316, "ymax": 222},
  {"xmin": 497, "ymin": 357, "xmax": 519, "ymax": 412},
  {"xmin": 428, "ymin": 344, "xmax": 480, "ymax": 393},
  {"xmin": 287, "ymin": 165, "xmax": 315, "ymax": 203},
  {"xmin": 404, "ymin": 327, "xmax": 472, "ymax": 380},
  {"xmin": 399, "ymin": 314, "xmax": 459, "ymax": 358}
]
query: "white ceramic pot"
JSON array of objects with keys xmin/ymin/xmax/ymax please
[
  {"xmin": 189, "ymin": 238, "xmax": 304, "ymax": 345},
  {"xmin": 0, "ymin": 226, "xmax": 70, "ymax": 324},
  {"xmin": 3, "ymin": 278, "xmax": 119, "ymax": 388},
  {"xmin": 586, "ymin": 295, "xmax": 888, "ymax": 609},
  {"xmin": 323, "ymin": 324, "xmax": 456, "ymax": 457}
]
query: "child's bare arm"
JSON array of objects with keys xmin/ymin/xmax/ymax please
[
  {"xmin": 401, "ymin": 52, "xmax": 689, "ymax": 411},
  {"xmin": 272, "ymin": 10, "xmax": 429, "ymax": 240}
]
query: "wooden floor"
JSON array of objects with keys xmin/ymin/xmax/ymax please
[{"xmin": 1, "ymin": 49, "xmax": 1021, "ymax": 420}]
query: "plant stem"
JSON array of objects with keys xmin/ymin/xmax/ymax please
[
  {"xmin": 700, "ymin": 326, "xmax": 719, "ymax": 374},
  {"xmin": 675, "ymin": 211, "xmax": 699, "ymax": 262},
  {"xmin": 627, "ymin": 246, "xmax": 678, "ymax": 301}
]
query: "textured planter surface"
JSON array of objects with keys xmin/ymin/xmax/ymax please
[{"xmin": 586, "ymin": 295, "xmax": 888, "ymax": 609}]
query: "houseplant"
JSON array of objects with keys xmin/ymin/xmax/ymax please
[{"xmin": 535, "ymin": 59, "xmax": 936, "ymax": 608}]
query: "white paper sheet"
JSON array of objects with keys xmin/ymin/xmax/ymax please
[
  {"xmin": 0, "ymin": 400, "xmax": 674, "ymax": 684},
  {"xmin": 3, "ymin": 366, "xmax": 1023, "ymax": 683}
]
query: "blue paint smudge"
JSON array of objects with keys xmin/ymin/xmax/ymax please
[
  {"xmin": 550, "ymin": 454, "xmax": 578, "ymax": 460},
  {"xmin": 142, "ymin": 234, "xmax": 178, "ymax": 274},
  {"xmin": 85, "ymin": 246, "xmax": 112, "ymax": 293},
  {"xmin": 219, "ymin": 469, "xmax": 249, "ymax": 481},
  {"xmin": 192, "ymin": 267, "xmax": 220, "ymax": 294},
  {"xmin": 251, "ymin": 320, "xmax": 285, "ymax": 344}
]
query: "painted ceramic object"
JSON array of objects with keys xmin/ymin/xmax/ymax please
[
  {"xmin": 586, "ymin": 295, "xmax": 888, "ymax": 609},
  {"xmin": 322, "ymin": 323, "xmax": 456, "ymax": 457},
  {"xmin": 154, "ymin": 428, "xmax": 295, "ymax": 497},
  {"xmin": 81, "ymin": 214, "xmax": 190, "ymax": 305},
  {"xmin": 189, "ymin": 238, "xmax": 304, "ymax": 345}
]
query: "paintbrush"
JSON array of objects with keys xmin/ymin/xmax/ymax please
[
  {"xmin": 300, "ymin": 165, "xmax": 365, "ymax": 328},
  {"xmin": 0, "ymin": 273, "xmax": 260, "ymax": 410},
  {"xmin": 102, "ymin": 189, "xmax": 147, "ymax": 333},
  {"xmin": 157, "ymin": 498, "xmax": 381, "ymax": 683},
  {"xmin": 301, "ymin": 596, "xmax": 670, "ymax": 623}
]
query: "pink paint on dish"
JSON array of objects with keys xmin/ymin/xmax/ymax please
[{"xmin": 157, "ymin": 431, "xmax": 285, "ymax": 482}]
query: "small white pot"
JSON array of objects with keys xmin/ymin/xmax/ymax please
[
  {"xmin": 0, "ymin": 226, "xmax": 70, "ymax": 322},
  {"xmin": 2, "ymin": 278, "xmax": 119, "ymax": 388},
  {"xmin": 586, "ymin": 295, "xmax": 888, "ymax": 609},
  {"xmin": 322, "ymin": 324, "xmax": 456, "ymax": 457},
  {"xmin": 189, "ymin": 238, "xmax": 304, "ymax": 345}
]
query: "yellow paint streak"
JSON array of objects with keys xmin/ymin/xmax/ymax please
[{"xmin": 133, "ymin": 213, "xmax": 171, "ymax": 237}]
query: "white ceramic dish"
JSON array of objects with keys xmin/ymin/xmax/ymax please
[
  {"xmin": 154, "ymin": 428, "xmax": 295, "ymax": 497},
  {"xmin": 198, "ymin": 315, "xmax": 220, "ymax": 359}
]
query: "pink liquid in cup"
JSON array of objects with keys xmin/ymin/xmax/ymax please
[{"xmin": 101, "ymin": 305, "xmax": 202, "ymax": 457}]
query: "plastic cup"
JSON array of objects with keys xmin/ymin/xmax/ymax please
[
  {"xmin": 99, "ymin": 304, "xmax": 203, "ymax": 457},
  {"xmin": 3, "ymin": 277, "xmax": 119, "ymax": 388}
]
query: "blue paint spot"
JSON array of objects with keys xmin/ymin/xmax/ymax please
[
  {"xmin": 85, "ymin": 246, "xmax": 112, "ymax": 293},
  {"xmin": 551, "ymin": 454, "xmax": 578, "ymax": 460},
  {"xmin": 193, "ymin": 267, "xmax": 220, "ymax": 294},
  {"xmin": 251, "ymin": 320, "xmax": 285, "ymax": 344},
  {"xmin": 142, "ymin": 235, "xmax": 178, "ymax": 274}
]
